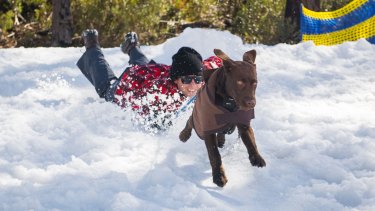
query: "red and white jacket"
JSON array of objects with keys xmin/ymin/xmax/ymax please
[{"xmin": 113, "ymin": 56, "xmax": 223, "ymax": 131}]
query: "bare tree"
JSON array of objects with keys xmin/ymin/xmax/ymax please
[{"xmin": 51, "ymin": 0, "xmax": 73, "ymax": 47}]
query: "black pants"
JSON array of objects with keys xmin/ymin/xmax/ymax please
[{"xmin": 76, "ymin": 46, "xmax": 150, "ymax": 99}]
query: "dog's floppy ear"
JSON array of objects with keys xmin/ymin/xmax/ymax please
[
  {"xmin": 243, "ymin": 49, "xmax": 256, "ymax": 64},
  {"xmin": 214, "ymin": 49, "xmax": 231, "ymax": 61},
  {"xmin": 214, "ymin": 49, "xmax": 234, "ymax": 69}
]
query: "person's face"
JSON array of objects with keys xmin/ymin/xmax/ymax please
[{"xmin": 174, "ymin": 75, "xmax": 204, "ymax": 97}]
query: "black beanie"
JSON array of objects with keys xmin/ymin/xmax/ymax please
[{"xmin": 170, "ymin": 47, "xmax": 203, "ymax": 81}]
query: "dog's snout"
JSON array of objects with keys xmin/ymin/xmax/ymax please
[
  {"xmin": 240, "ymin": 98, "xmax": 256, "ymax": 110},
  {"xmin": 244, "ymin": 99, "xmax": 256, "ymax": 108}
]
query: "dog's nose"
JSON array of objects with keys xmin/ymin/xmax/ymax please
[{"xmin": 245, "ymin": 99, "xmax": 256, "ymax": 108}]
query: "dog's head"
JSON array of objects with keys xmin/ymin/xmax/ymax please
[{"xmin": 214, "ymin": 49, "xmax": 257, "ymax": 111}]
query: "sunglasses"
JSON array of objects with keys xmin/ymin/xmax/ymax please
[{"xmin": 180, "ymin": 75, "xmax": 204, "ymax": 84}]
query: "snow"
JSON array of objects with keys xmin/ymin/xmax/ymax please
[{"xmin": 1, "ymin": 28, "xmax": 375, "ymax": 210}]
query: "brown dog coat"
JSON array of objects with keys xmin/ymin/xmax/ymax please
[{"xmin": 192, "ymin": 68, "xmax": 255, "ymax": 139}]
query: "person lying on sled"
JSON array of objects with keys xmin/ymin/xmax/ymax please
[{"xmin": 76, "ymin": 29, "xmax": 222, "ymax": 131}]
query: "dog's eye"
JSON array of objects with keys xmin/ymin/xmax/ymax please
[{"xmin": 237, "ymin": 80, "xmax": 245, "ymax": 88}]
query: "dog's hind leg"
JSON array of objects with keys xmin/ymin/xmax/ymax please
[
  {"xmin": 217, "ymin": 133, "xmax": 225, "ymax": 148},
  {"xmin": 179, "ymin": 115, "xmax": 193, "ymax": 142},
  {"xmin": 204, "ymin": 134, "xmax": 228, "ymax": 187},
  {"xmin": 238, "ymin": 124, "xmax": 266, "ymax": 167}
]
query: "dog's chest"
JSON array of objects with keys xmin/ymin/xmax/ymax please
[{"xmin": 218, "ymin": 96, "xmax": 237, "ymax": 112}]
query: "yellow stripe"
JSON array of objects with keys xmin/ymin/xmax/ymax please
[
  {"xmin": 302, "ymin": 15, "xmax": 375, "ymax": 45},
  {"xmin": 302, "ymin": 0, "xmax": 368, "ymax": 20}
]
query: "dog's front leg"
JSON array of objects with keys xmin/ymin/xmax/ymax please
[
  {"xmin": 238, "ymin": 124, "xmax": 266, "ymax": 167},
  {"xmin": 204, "ymin": 134, "xmax": 228, "ymax": 187},
  {"xmin": 179, "ymin": 115, "xmax": 193, "ymax": 142}
]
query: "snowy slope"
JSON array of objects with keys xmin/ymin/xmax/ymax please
[{"xmin": 0, "ymin": 28, "xmax": 374, "ymax": 211}]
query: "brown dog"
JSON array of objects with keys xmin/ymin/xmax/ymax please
[{"xmin": 179, "ymin": 49, "xmax": 266, "ymax": 187}]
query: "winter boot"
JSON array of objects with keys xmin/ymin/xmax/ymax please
[
  {"xmin": 82, "ymin": 29, "xmax": 99, "ymax": 49},
  {"xmin": 120, "ymin": 32, "xmax": 139, "ymax": 54},
  {"xmin": 104, "ymin": 78, "xmax": 120, "ymax": 102}
]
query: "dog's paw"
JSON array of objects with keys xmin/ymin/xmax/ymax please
[
  {"xmin": 179, "ymin": 129, "xmax": 191, "ymax": 142},
  {"xmin": 217, "ymin": 134, "xmax": 225, "ymax": 148},
  {"xmin": 212, "ymin": 166, "xmax": 228, "ymax": 187},
  {"xmin": 249, "ymin": 154, "xmax": 266, "ymax": 167}
]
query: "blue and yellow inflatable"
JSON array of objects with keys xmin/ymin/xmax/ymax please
[{"xmin": 300, "ymin": 0, "xmax": 375, "ymax": 45}]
